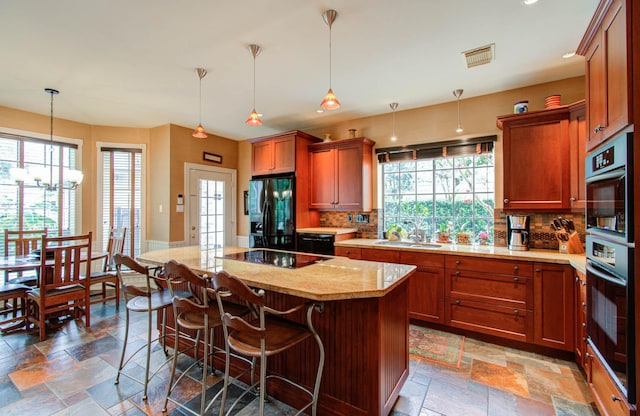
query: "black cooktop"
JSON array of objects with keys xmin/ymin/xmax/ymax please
[{"xmin": 221, "ymin": 249, "xmax": 327, "ymax": 269}]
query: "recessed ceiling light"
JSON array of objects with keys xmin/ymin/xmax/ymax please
[
  {"xmin": 316, "ymin": 109, "xmax": 324, "ymax": 113},
  {"xmin": 562, "ymin": 51, "xmax": 576, "ymax": 59},
  {"xmin": 523, "ymin": 0, "xmax": 539, "ymax": 5}
]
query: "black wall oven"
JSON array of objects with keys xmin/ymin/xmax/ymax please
[{"xmin": 585, "ymin": 131, "xmax": 635, "ymax": 404}]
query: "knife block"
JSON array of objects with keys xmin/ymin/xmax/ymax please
[{"xmin": 557, "ymin": 232, "xmax": 584, "ymax": 254}]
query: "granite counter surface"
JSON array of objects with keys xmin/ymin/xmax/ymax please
[
  {"xmin": 296, "ymin": 227, "xmax": 359, "ymax": 235},
  {"xmin": 335, "ymin": 238, "xmax": 586, "ymax": 273},
  {"xmin": 137, "ymin": 246, "xmax": 416, "ymax": 301}
]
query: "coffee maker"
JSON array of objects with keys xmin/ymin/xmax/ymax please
[{"xmin": 507, "ymin": 215, "xmax": 530, "ymax": 251}]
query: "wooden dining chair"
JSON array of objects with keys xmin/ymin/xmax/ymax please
[
  {"xmin": 26, "ymin": 232, "xmax": 93, "ymax": 341},
  {"xmin": 3, "ymin": 228, "xmax": 48, "ymax": 285},
  {"xmin": 88, "ymin": 227, "xmax": 126, "ymax": 308}
]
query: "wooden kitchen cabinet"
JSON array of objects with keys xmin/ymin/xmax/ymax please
[
  {"xmin": 586, "ymin": 343, "xmax": 634, "ymax": 416},
  {"xmin": 361, "ymin": 248, "xmax": 399, "ymax": 263},
  {"xmin": 569, "ymin": 101, "xmax": 587, "ymax": 210},
  {"xmin": 445, "ymin": 256, "xmax": 533, "ymax": 342},
  {"xmin": 497, "ymin": 107, "xmax": 571, "ymax": 210},
  {"xmin": 577, "ymin": 0, "xmax": 630, "ymax": 151},
  {"xmin": 575, "ymin": 269, "xmax": 587, "ymax": 369},
  {"xmin": 533, "ymin": 263, "xmax": 574, "ymax": 351},
  {"xmin": 249, "ymin": 130, "xmax": 321, "ymax": 176},
  {"xmin": 334, "ymin": 246, "xmax": 361, "ymax": 259},
  {"xmin": 309, "ymin": 137, "xmax": 374, "ymax": 211},
  {"xmin": 401, "ymin": 251, "xmax": 445, "ymax": 324}
]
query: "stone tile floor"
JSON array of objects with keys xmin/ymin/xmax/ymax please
[{"xmin": 0, "ymin": 299, "xmax": 599, "ymax": 415}]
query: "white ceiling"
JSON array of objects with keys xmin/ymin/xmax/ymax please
[{"xmin": 0, "ymin": 0, "xmax": 598, "ymax": 141}]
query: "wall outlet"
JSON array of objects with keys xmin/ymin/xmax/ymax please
[{"xmin": 356, "ymin": 214, "xmax": 369, "ymax": 223}]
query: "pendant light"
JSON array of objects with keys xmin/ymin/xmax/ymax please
[
  {"xmin": 192, "ymin": 68, "xmax": 208, "ymax": 138},
  {"xmin": 11, "ymin": 88, "xmax": 83, "ymax": 190},
  {"xmin": 389, "ymin": 102, "xmax": 399, "ymax": 142},
  {"xmin": 246, "ymin": 44, "xmax": 263, "ymax": 126},
  {"xmin": 320, "ymin": 9, "xmax": 340, "ymax": 110},
  {"xmin": 453, "ymin": 89, "xmax": 464, "ymax": 133}
]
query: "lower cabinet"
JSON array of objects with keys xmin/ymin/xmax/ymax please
[
  {"xmin": 533, "ymin": 263, "xmax": 575, "ymax": 351},
  {"xmin": 334, "ymin": 246, "xmax": 361, "ymax": 259},
  {"xmin": 400, "ymin": 252, "xmax": 445, "ymax": 325},
  {"xmin": 586, "ymin": 343, "xmax": 634, "ymax": 416},
  {"xmin": 575, "ymin": 269, "xmax": 587, "ymax": 368}
]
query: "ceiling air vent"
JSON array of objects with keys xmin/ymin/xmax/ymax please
[{"xmin": 462, "ymin": 43, "xmax": 494, "ymax": 68}]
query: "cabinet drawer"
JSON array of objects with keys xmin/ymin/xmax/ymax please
[
  {"xmin": 446, "ymin": 269, "xmax": 532, "ymax": 309},
  {"xmin": 445, "ymin": 297, "xmax": 531, "ymax": 343},
  {"xmin": 361, "ymin": 248, "xmax": 399, "ymax": 263},
  {"xmin": 587, "ymin": 343, "xmax": 632, "ymax": 416},
  {"xmin": 334, "ymin": 246, "xmax": 361, "ymax": 259},
  {"xmin": 399, "ymin": 251, "xmax": 444, "ymax": 268},
  {"xmin": 446, "ymin": 255, "xmax": 532, "ymax": 277}
]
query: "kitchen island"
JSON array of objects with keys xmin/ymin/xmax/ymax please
[{"xmin": 137, "ymin": 246, "xmax": 416, "ymax": 416}]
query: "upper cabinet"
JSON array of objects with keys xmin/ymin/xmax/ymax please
[
  {"xmin": 308, "ymin": 137, "xmax": 374, "ymax": 212},
  {"xmin": 577, "ymin": 0, "xmax": 630, "ymax": 150},
  {"xmin": 249, "ymin": 130, "xmax": 321, "ymax": 176},
  {"xmin": 568, "ymin": 100, "xmax": 587, "ymax": 210},
  {"xmin": 498, "ymin": 106, "xmax": 571, "ymax": 211}
]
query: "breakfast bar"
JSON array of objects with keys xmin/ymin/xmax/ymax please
[{"xmin": 137, "ymin": 246, "xmax": 416, "ymax": 416}]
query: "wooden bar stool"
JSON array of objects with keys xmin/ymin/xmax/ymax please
[{"xmin": 211, "ymin": 270, "xmax": 325, "ymax": 416}]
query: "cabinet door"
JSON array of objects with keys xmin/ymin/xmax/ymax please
[
  {"xmin": 533, "ymin": 263, "xmax": 574, "ymax": 351},
  {"xmin": 603, "ymin": 0, "xmax": 629, "ymax": 141},
  {"xmin": 272, "ymin": 136, "xmax": 295, "ymax": 173},
  {"xmin": 252, "ymin": 140, "xmax": 274, "ymax": 176},
  {"xmin": 335, "ymin": 145, "xmax": 363, "ymax": 209},
  {"xmin": 575, "ymin": 270, "xmax": 587, "ymax": 368},
  {"xmin": 584, "ymin": 31, "xmax": 606, "ymax": 149},
  {"xmin": 334, "ymin": 246, "xmax": 361, "ymax": 259},
  {"xmin": 569, "ymin": 103, "xmax": 587, "ymax": 209},
  {"xmin": 409, "ymin": 267, "xmax": 445, "ymax": 324},
  {"xmin": 309, "ymin": 148, "xmax": 336, "ymax": 209},
  {"xmin": 586, "ymin": 343, "xmax": 633, "ymax": 416},
  {"xmin": 502, "ymin": 117, "xmax": 570, "ymax": 210}
]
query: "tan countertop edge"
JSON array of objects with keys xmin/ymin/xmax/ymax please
[
  {"xmin": 296, "ymin": 227, "xmax": 359, "ymax": 235},
  {"xmin": 335, "ymin": 238, "xmax": 587, "ymax": 274},
  {"xmin": 136, "ymin": 246, "xmax": 416, "ymax": 302}
]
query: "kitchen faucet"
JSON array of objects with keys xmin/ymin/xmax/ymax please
[{"xmin": 403, "ymin": 220, "xmax": 423, "ymax": 242}]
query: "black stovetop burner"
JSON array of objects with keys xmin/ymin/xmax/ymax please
[{"xmin": 221, "ymin": 249, "xmax": 327, "ymax": 269}]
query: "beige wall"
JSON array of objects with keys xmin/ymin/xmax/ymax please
[{"xmin": 2, "ymin": 75, "xmax": 584, "ymax": 243}]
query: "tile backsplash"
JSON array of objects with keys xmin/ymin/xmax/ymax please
[{"xmin": 319, "ymin": 208, "xmax": 586, "ymax": 251}]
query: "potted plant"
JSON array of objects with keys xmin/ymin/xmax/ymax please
[
  {"xmin": 478, "ymin": 231, "xmax": 490, "ymax": 245},
  {"xmin": 436, "ymin": 221, "xmax": 453, "ymax": 243}
]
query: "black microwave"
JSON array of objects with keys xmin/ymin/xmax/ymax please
[{"xmin": 585, "ymin": 132, "xmax": 634, "ymax": 244}]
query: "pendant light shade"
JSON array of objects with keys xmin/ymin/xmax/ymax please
[
  {"xmin": 192, "ymin": 68, "xmax": 208, "ymax": 138},
  {"xmin": 320, "ymin": 9, "xmax": 340, "ymax": 110},
  {"xmin": 389, "ymin": 102, "xmax": 399, "ymax": 142},
  {"xmin": 246, "ymin": 44, "xmax": 263, "ymax": 126},
  {"xmin": 453, "ymin": 89, "xmax": 464, "ymax": 133}
]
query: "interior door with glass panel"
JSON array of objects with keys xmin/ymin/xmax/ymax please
[{"xmin": 188, "ymin": 167, "xmax": 235, "ymax": 248}]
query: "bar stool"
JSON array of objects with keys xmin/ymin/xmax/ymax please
[
  {"xmin": 162, "ymin": 260, "xmax": 249, "ymax": 416},
  {"xmin": 211, "ymin": 270, "xmax": 325, "ymax": 416},
  {"xmin": 113, "ymin": 254, "xmax": 190, "ymax": 400}
]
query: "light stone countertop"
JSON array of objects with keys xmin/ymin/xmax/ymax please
[
  {"xmin": 137, "ymin": 246, "xmax": 416, "ymax": 301},
  {"xmin": 334, "ymin": 238, "xmax": 587, "ymax": 274},
  {"xmin": 296, "ymin": 227, "xmax": 359, "ymax": 235}
]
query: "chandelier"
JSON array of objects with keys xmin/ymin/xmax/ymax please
[{"xmin": 10, "ymin": 88, "xmax": 84, "ymax": 191}]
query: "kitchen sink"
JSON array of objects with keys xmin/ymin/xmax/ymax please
[{"xmin": 374, "ymin": 240, "xmax": 442, "ymax": 249}]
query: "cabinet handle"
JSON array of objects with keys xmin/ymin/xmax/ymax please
[
  {"xmin": 514, "ymin": 309, "xmax": 519, "ymax": 316},
  {"xmin": 503, "ymin": 198, "xmax": 510, "ymax": 204},
  {"xmin": 455, "ymin": 260, "xmax": 461, "ymax": 265},
  {"xmin": 582, "ymin": 323, "xmax": 586, "ymax": 328},
  {"xmin": 586, "ymin": 353, "xmax": 593, "ymax": 359},
  {"xmin": 594, "ymin": 125, "xmax": 604, "ymax": 133},
  {"xmin": 513, "ymin": 265, "xmax": 519, "ymax": 271},
  {"xmin": 514, "ymin": 277, "xmax": 519, "ymax": 282},
  {"xmin": 535, "ymin": 269, "xmax": 541, "ymax": 273},
  {"xmin": 575, "ymin": 276, "xmax": 580, "ymax": 283},
  {"xmin": 455, "ymin": 299, "xmax": 460, "ymax": 305},
  {"xmin": 570, "ymin": 197, "xmax": 576, "ymax": 202},
  {"xmin": 582, "ymin": 281, "xmax": 586, "ymax": 287},
  {"xmin": 582, "ymin": 302, "xmax": 586, "ymax": 307},
  {"xmin": 455, "ymin": 271, "xmax": 460, "ymax": 276},
  {"xmin": 611, "ymin": 395, "xmax": 622, "ymax": 403}
]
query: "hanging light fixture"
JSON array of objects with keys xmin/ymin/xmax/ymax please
[
  {"xmin": 11, "ymin": 88, "xmax": 83, "ymax": 191},
  {"xmin": 453, "ymin": 89, "xmax": 464, "ymax": 133},
  {"xmin": 389, "ymin": 102, "xmax": 399, "ymax": 142},
  {"xmin": 192, "ymin": 68, "xmax": 208, "ymax": 138},
  {"xmin": 246, "ymin": 44, "xmax": 263, "ymax": 126},
  {"xmin": 320, "ymin": 9, "xmax": 340, "ymax": 110}
]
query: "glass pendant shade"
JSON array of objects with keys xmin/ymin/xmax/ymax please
[
  {"xmin": 453, "ymin": 89, "xmax": 464, "ymax": 133},
  {"xmin": 192, "ymin": 124, "xmax": 207, "ymax": 138},
  {"xmin": 321, "ymin": 88, "xmax": 341, "ymax": 110},
  {"xmin": 246, "ymin": 109, "xmax": 262, "ymax": 126}
]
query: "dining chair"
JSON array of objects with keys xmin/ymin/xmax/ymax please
[
  {"xmin": 162, "ymin": 260, "xmax": 249, "ymax": 416},
  {"xmin": 113, "ymin": 253, "xmax": 190, "ymax": 401},
  {"xmin": 0, "ymin": 283, "xmax": 31, "ymax": 333},
  {"xmin": 88, "ymin": 227, "xmax": 126, "ymax": 308},
  {"xmin": 26, "ymin": 232, "xmax": 92, "ymax": 341},
  {"xmin": 3, "ymin": 228, "xmax": 48, "ymax": 285},
  {"xmin": 211, "ymin": 270, "xmax": 325, "ymax": 416}
]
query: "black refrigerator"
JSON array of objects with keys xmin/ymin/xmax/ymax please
[{"xmin": 248, "ymin": 175, "xmax": 295, "ymax": 250}]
